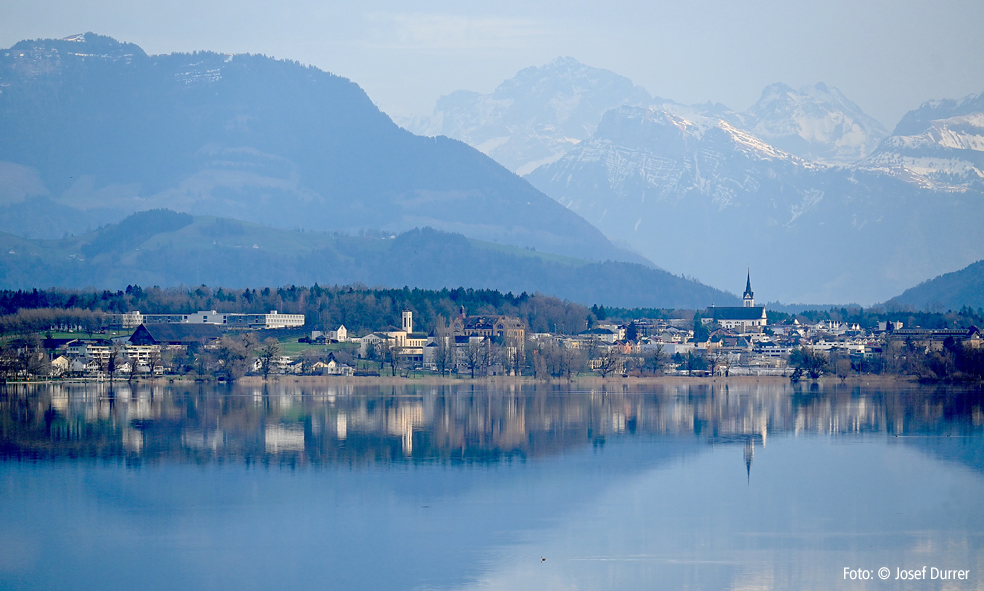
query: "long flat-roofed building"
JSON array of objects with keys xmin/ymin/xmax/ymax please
[{"xmin": 120, "ymin": 310, "xmax": 304, "ymax": 330}]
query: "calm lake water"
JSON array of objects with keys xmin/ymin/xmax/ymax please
[{"xmin": 1, "ymin": 380, "xmax": 982, "ymax": 591}]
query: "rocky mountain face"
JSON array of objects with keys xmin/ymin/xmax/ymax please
[
  {"xmin": 743, "ymin": 83, "xmax": 889, "ymax": 165},
  {"xmin": 408, "ymin": 59, "xmax": 892, "ymax": 176},
  {"xmin": 400, "ymin": 57, "xmax": 652, "ymax": 175},
  {"xmin": 857, "ymin": 93, "xmax": 984, "ymax": 191},
  {"xmin": 526, "ymin": 101, "xmax": 984, "ymax": 304},
  {"xmin": 0, "ymin": 34, "xmax": 645, "ymax": 266}
]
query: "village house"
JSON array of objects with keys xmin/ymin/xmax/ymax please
[
  {"xmin": 451, "ymin": 308, "xmax": 525, "ymax": 343},
  {"xmin": 577, "ymin": 327, "xmax": 620, "ymax": 344},
  {"xmin": 311, "ymin": 353, "xmax": 355, "ymax": 376}
]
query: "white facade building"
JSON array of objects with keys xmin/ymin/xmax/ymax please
[{"xmin": 124, "ymin": 310, "xmax": 304, "ymax": 329}]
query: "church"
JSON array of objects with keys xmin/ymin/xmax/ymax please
[{"xmin": 704, "ymin": 271, "xmax": 767, "ymax": 331}]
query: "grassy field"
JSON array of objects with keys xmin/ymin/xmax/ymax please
[
  {"xmin": 277, "ymin": 340, "xmax": 359, "ymax": 356},
  {"xmin": 44, "ymin": 330, "xmax": 135, "ymax": 340}
]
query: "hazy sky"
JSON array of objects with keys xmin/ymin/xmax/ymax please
[{"xmin": 2, "ymin": 0, "xmax": 982, "ymax": 129}]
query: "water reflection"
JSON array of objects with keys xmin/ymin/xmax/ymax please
[
  {"xmin": 2, "ymin": 381, "xmax": 982, "ymax": 468},
  {"xmin": 2, "ymin": 381, "xmax": 983, "ymax": 591}
]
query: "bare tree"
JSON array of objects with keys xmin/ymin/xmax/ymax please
[
  {"xmin": 596, "ymin": 346, "xmax": 622, "ymax": 377},
  {"xmin": 104, "ymin": 344, "xmax": 124, "ymax": 381},
  {"xmin": 385, "ymin": 342, "xmax": 399, "ymax": 376},
  {"xmin": 482, "ymin": 339, "xmax": 499, "ymax": 376},
  {"xmin": 193, "ymin": 350, "xmax": 212, "ymax": 381},
  {"xmin": 529, "ymin": 345, "xmax": 548, "ymax": 379},
  {"xmin": 214, "ymin": 336, "xmax": 250, "ymax": 381},
  {"xmin": 558, "ymin": 342, "xmax": 584, "ymax": 379},
  {"xmin": 146, "ymin": 347, "xmax": 162, "ymax": 377},
  {"xmin": 432, "ymin": 316, "xmax": 455, "ymax": 376},
  {"xmin": 466, "ymin": 340, "xmax": 484, "ymax": 378},
  {"xmin": 790, "ymin": 347, "xmax": 829, "ymax": 380},
  {"xmin": 684, "ymin": 350, "xmax": 707, "ymax": 376},
  {"xmin": 259, "ymin": 337, "xmax": 280, "ymax": 379},
  {"xmin": 24, "ymin": 335, "xmax": 51, "ymax": 379},
  {"xmin": 0, "ymin": 343, "xmax": 20, "ymax": 381},
  {"xmin": 435, "ymin": 336, "xmax": 454, "ymax": 376},
  {"xmin": 707, "ymin": 350, "xmax": 732, "ymax": 377},
  {"xmin": 645, "ymin": 343, "xmax": 667, "ymax": 376}
]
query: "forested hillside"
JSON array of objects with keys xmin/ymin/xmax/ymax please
[
  {"xmin": 0, "ymin": 210, "xmax": 735, "ymax": 309},
  {"xmin": 0, "ymin": 285, "xmax": 625, "ymax": 337}
]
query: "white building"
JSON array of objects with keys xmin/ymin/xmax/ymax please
[{"xmin": 125, "ymin": 310, "xmax": 304, "ymax": 329}]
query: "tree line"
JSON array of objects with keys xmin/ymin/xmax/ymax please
[{"xmin": 0, "ymin": 285, "xmax": 603, "ymax": 337}]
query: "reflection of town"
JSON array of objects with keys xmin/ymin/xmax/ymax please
[{"xmin": 1, "ymin": 383, "xmax": 981, "ymax": 467}]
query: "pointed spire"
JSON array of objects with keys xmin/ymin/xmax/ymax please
[
  {"xmin": 744, "ymin": 439, "xmax": 754, "ymax": 485},
  {"xmin": 743, "ymin": 269, "xmax": 755, "ymax": 307}
]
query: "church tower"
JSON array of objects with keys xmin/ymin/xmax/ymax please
[
  {"xmin": 402, "ymin": 310, "xmax": 413, "ymax": 333},
  {"xmin": 743, "ymin": 269, "xmax": 755, "ymax": 308}
]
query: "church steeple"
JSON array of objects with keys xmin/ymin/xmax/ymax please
[
  {"xmin": 743, "ymin": 269, "xmax": 755, "ymax": 307},
  {"xmin": 744, "ymin": 438, "xmax": 754, "ymax": 485}
]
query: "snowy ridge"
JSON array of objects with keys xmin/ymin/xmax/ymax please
[
  {"xmin": 399, "ymin": 57, "xmax": 651, "ymax": 173},
  {"xmin": 537, "ymin": 105, "xmax": 821, "ymax": 209},
  {"xmin": 858, "ymin": 109, "xmax": 984, "ymax": 190},
  {"xmin": 743, "ymin": 83, "xmax": 888, "ymax": 165},
  {"xmin": 525, "ymin": 84, "xmax": 984, "ymax": 304},
  {"xmin": 403, "ymin": 57, "xmax": 890, "ymax": 175}
]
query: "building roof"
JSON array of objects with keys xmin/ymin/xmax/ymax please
[
  {"xmin": 43, "ymin": 338, "xmax": 79, "ymax": 350},
  {"xmin": 458, "ymin": 315, "xmax": 524, "ymax": 330},
  {"xmin": 743, "ymin": 270, "xmax": 754, "ymax": 300},
  {"xmin": 129, "ymin": 323, "xmax": 223, "ymax": 345},
  {"xmin": 706, "ymin": 306, "xmax": 766, "ymax": 321}
]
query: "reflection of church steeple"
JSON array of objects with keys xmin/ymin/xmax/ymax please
[
  {"xmin": 743, "ymin": 438, "xmax": 754, "ymax": 484},
  {"xmin": 743, "ymin": 269, "xmax": 755, "ymax": 308}
]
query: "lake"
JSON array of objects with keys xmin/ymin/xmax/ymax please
[{"xmin": 1, "ymin": 380, "xmax": 982, "ymax": 590}]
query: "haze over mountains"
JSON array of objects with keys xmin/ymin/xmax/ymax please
[
  {"xmin": 0, "ymin": 209, "xmax": 736, "ymax": 308},
  {"xmin": 410, "ymin": 58, "xmax": 984, "ymax": 304},
  {"xmin": 401, "ymin": 57, "xmax": 652, "ymax": 176},
  {"xmin": 402, "ymin": 60, "xmax": 890, "ymax": 173},
  {"xmin": 2, "ymin": 34, "xmax": 981, "ymax": 308},
  {"xmin": 0, "ymin": 33, "xmax": 644, "ymax": 267}
]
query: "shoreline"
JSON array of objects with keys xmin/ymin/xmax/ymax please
[{"xmin": 3, "ymin": 374, "xmax": 933, "ymax": 387}]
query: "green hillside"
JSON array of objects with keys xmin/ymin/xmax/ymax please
[
  {"xmin": 0, "ymin": 210, "xmax": 737, "ymax": 309},
  {"xmin": 887, "ymin": 259, "xmax": 984, "ymax": 310}
]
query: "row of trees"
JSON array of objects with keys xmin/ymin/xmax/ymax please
[
  {"xmin": 0, "ymin": 286, "xmax": 601, "ymax": 338},
  {"xmin": 790, "ymin": 339, "xmax": 984, "ymax": 381}
]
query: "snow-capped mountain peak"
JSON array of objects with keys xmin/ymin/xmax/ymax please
[
  {"xmin": 857, "ymin": 96, "xmax": 984, "ymax": 191},
  {"xmin": 744, "ymin": 82, "xmax": 888, "ymax": 165},
  {"xmin": 398, "ymin": 57, "xmax": 651, "ymax": 175}
]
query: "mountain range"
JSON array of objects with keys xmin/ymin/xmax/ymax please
[
  {"xmin": 400, "ymin": 57, "xmax": 652, "ymax": 175},
  {"xmin": 409, "ymin": 57, "xmax": 982, "ymax": 304},
  {"xmin": 2, "ymin": 35, "xmax": 981, "ymax": 308},
  {"xmin": 0, "ymin": 209, "xmax": 737, "ymax": 309},
  {"xmin": 403, "ymin": 61, "xmax": 890, "ymax": 173},
  {"xmin": 0, "ymin": 33, "xmax": 644, "ymax": 267},
  {"xmin": 858, "ymin": 93, "xmax": 984, "ymax": 192}
]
